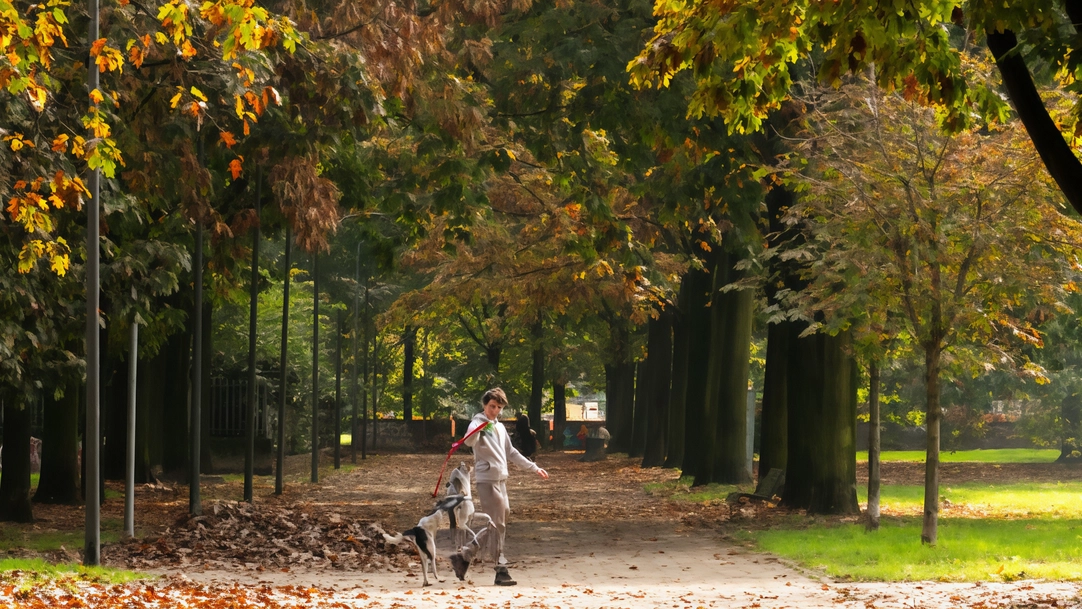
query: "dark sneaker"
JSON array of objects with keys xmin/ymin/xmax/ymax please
[
  {"xmin": 450, "ymin": 553, "xmax": 470, "ymax": 581},
  {"xmin": 494, "ymin": 567, "xmax": 516, "ymax": 586}
]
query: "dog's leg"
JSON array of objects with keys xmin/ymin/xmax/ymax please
[{"xmin": 426, "ymin": 536, "xmax": 443, "ymax": 583}]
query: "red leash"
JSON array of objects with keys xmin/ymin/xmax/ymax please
[{"xmin": 432, "ymin": 421, "xmax": 492, "ymax": 497}]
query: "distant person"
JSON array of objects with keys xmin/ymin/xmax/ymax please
[
  {"xmin": 595, "ymin": 426, "xmax": 611, "ymax": 448},
  {"xmin": 450, "ymin": 388, "xmax": 548, "ymax": 586},
  {"xmin": 514, "ymin": 414, "xmax": 538, "ymax": 460},
  {"xmin": 563, "ymin": 426, "xmax": 574, "ymax": 447},
  {"xmin": 577, "ymin": 424, "xmax": 588, "ymax": 449}
]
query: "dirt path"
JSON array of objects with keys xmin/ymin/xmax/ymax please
[{"xmin": 131, "ymin": 451, "xmax": 1081, "ymax": 608}]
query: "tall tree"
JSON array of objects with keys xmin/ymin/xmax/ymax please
[{"xmin": 785, "ymin": 76, "xmax": 1082, "ymax": 541}]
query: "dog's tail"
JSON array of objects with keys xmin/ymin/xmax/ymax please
[{"xmin": 383, "ymin": 532, "xmax": 406, "ymax": 545}]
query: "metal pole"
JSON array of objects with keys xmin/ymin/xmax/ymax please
[
  {"xmin": 351, "ymin": 243, "xmax": 360, "ymax": 463},
  {"xmin": 311, "ymin": 253, "xmax": 319, "ymax": 483},
  {"xmin": 245, "ymin": 176, "xmax": 260, "ymax": 503},
  {"xmin": 84, "ymin": 0, "xmax": 101, "ymax": 564},
  {"xmin": 124, "ymin": 321, "xmax": 138, "ymax": 538},
  {"xmin": 362, "ymin": 272, "xmax": 369, "ymax": 458},
  {"xmin": 276, "ymin": 228, "xmax": 291, "ymax": 495},
  {"xmin": 190, "ymin": 138, "xmax": 204, "ymax": 516},
  {"xmin": 334, "ymin": 309, "xmax": 342, "ymax": 469}
]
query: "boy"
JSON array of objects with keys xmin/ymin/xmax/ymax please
[{"xmin": 450, "ymin": 388, "xmax": 548, "ymax": 586}]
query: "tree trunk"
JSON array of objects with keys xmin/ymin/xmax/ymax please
[
  {"xmin": 277, "ymin": 228, "xmax": 292, "ymax": 493},
  {"xmin": 664, "ymin": 284, "xmax": 689, "ymax": 470},
  {"xmin": 866, "ymin": 359, "xmax": 881, "ymax": 531},
  {"xmin": 606, "ymin": 319, "xmax": 634, "ymax": 454},
  {"xmin": 759, "ymin": 321, "xmax": 789, "ymax": 481},
  {"xmin": 987, "ymin": 29, "xmax": 1082, "ymax": 216},
  {"xmin": 160, "ymin": 320, "xmax": 190, "ymax": 475},
  {"xmin": 642, "ymin": 308, "xmax": 673, "ymax": 468},
  {"xmin": 921, "ymin": 342, "xmax": 942, "ymax": 545},
  {"xmin": 553, "ymin": 380, "xmax": 566, "ymax": 449},
  {"xmin": 783, "ymin": 329, "xmax": 859, "ymax": 514},
  {"xmin": 403, "ymin": 325, "xmax": 415, "ymax": 422},
  {"xmin": 1058, "ymin": 393, "xmax": 1081, "ymax": 462},
  {"xmin": 530, "ymin": 320, "xmax": 544, "ymax": 447},
  {"xmin": 0, "ymin": 394, "xmax": 35, "ymax": 522},
  {"xmin": 34, "ymin": 388, "xmax": 82, "ymax": 504},
  {"xmin": 680, "ymin": 263, "xmax": 715, "ymax": 481},
  {"xmin": 629, "ymin": 360, "xmax": 649, "ymax": 459},
  {"xmin": 711, "ymin": 276, "xmax": 754, "ymax": 484}
]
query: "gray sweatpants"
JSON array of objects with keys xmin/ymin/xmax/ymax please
[{"xmin": 471, "ymin": 479, "xmax": 508, "ymax": 562}]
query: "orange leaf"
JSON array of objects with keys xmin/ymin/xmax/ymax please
[
  {"xmin": 229, "ymin": 157, "xmax": 243, "ymax": 180},
  {"xmin": 219, "ymin": 131, "xmax": 237, "ymax": 148}
]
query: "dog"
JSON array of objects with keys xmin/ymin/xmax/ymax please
[
  {"xmin": 382, "ymin": 493, "xmax": 473, "ymax": 587},
  {"xmin": 444, "ymin": 462, "xmax": 476, "ymax": 547}
]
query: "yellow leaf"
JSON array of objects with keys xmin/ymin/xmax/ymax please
[
  {"xmin": 89, "ymin": 88, "xmax": 104, "ymax": 104},
  {"xmin": 190, "ymin": 86, "xmax": 207, "ymax": 101},
  {"xmin": 170, "ymin": 91, "xmax": 183, "ymax": 108}
]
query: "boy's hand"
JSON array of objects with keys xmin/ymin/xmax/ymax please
[{"xmin": 536, "ymin": 468, "xmax": 549, "ymax": 479}]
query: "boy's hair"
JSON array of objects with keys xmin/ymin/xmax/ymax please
[{"xmin": 481, "ymin": 387, "xmax": 508, "ymax": 407}]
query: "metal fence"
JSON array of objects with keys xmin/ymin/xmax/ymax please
[{"xmin": 209, "ymin": 377, "xmax": 273, "ymax": 438}]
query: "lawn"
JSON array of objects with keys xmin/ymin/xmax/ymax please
[
  {"xmin": 740, "ymin": 516, "xmax": 1082, "ymax": 581},
  {"xmin": 738, "ymin": 479, "xmax": 1082, "ymax": 581},
  {"xmin": 858, "ymin": 448, "xmax": 1061, "ymax": 463}
]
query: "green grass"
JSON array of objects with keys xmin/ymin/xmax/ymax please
[
  {"xmin": 858, "ymin": 481, "xmax": 1082, "ymax": 518},
  {"xmin": 736, "ymin": 480, "xmax": 1082, "ymax": 581},
  {"xmin": 0, "ymin": 558, "xmax": 148, "ymax": 584},
  {"xmin": 739, "ymin": 517, "xmax": 1082, "ymax": 581},
  {"xmin": 644, "ymin": 476, "xmax": 753, "ymax": 502},
  {"xmin": 858, "ymin": 448, "xmax": 1060, "ymax": 463},
  {"xmin": 0, "ymin": 519, "xmax": 124, "ymax": 553}
]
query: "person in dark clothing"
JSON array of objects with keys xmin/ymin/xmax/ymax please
[{"xmin": 514, "ymin": 414, "xmax": 538, "ymax": 460}]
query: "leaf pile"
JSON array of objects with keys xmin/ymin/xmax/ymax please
[
  {"xmin": 0, "ymin": 575, "xmax": 348, "ymax": 609},
  {"xmin": 105, "ymin": 500, "xmax": 410, "ymax": 572}
]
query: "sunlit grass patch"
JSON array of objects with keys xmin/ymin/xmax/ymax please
[
  {"xmin": 858, "ymin": 449, "xmax": 1060, "ymax": 463},
  {"xmin": 0, "ymin": 558, "xmax": 148, "ymax": 584},
  {"xmin": 644, "ymin": 476, "xmax": 752, "ymax": 502},
  {"xmin": 737, "ymin": 517, "xmax": 1082, "ymax": 581},
  {"xmin": 859, "ymin": 481, "xmax": 1082, "ymax": 518}
]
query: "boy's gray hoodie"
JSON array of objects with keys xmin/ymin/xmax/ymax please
[{"xmin": 464, "ymin": 412, "xmax": 540, "ymax": 483}]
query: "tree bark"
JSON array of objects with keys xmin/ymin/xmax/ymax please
[
  {"xmin": 529, "ymin": 320, "xmax": 544, "ymax": 447},
  {"xmin": 921, "ymin": 342, "xmax": 942, "ymax": 545},
  {"xmin": 711, "ymin": 274, "xmax": 754, "ymax": 485},
  {"xmin": 1058, "ymin": 393, "xmax": 1082, "ymax": 462},
  {"xmin": 606, "ymin": 318, "xmax": 634, "ymax": 454},
  {"xmin": 783, "ymin": 330, "xmax": 859, "ymax": 514},
  {"xmin": 664, "ymin": 282, "xmax": 689, "ymax": 470},
  {"xmin": 553, "ymin": 380, "xmax": 566, "ymax": 448},
  {"xmin": 34, "ymin": 387, "xmax": 82, "ymax": 505},
  {"xmin": 680, "ymin": 263, "xmax": 715, "ymax": 481},
  {"xmin": 0, "ymin": 393, "xmax": 35, "ymax": 522},
  {"xmin": 642, "ymin": 308, "xmax": 673, "ymax": 468},
  {"xmin": 160, "ymin": 318, "xmax": 190, "ymax": 475},
  {"xmin": 629, "ymin": 360, "xmax": 649, "ymax": 459},
  {"xmin": 403, "ymin": 325, "xmax": 415, "ymax": 422},
  {"xmin": 986, "ymin": 28, "xmax": 1082, "ymax": 215},
  {"xmin": 759, "ymin": 321, "xmax": 789, "ymax": 481},
  {"xmin": 866, "ymin": 360, "xmax": 881, "ymax": 531}
]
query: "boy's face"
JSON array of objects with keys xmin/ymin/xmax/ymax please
[{"xmin": 483, "ymin": 399, "xmax": 505, "ymax": 420}]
